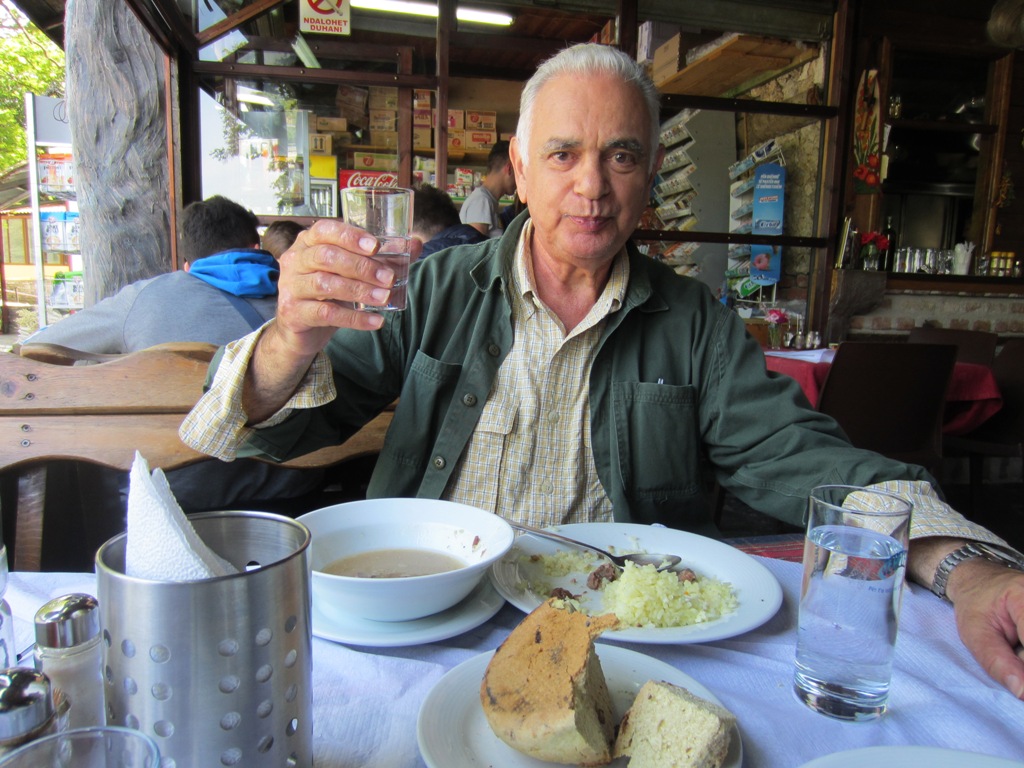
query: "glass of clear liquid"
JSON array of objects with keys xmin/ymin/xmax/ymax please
[
  {"xmin": 340, "ymin": 186, "xmax": 413, "ymax": 312},
  {"xmin": 793, "ymin": 484, "xmax": 912, "ymax": 721}
]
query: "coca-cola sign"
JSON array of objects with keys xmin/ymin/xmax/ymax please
[{"xmin": 338, "ymin": 170, "xmax": 399, "ymax": 188}]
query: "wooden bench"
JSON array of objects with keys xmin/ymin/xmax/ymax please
[{"xmin": 1, "ymin": 342, "xmax": 393, "ymax": 570}]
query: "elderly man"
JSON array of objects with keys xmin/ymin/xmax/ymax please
[{"xmin": 182, "ymin": 44, "xmax": 1024, "ymax": 699}]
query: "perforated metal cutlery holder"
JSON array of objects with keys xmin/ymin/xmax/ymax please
[{"xmin": 95, "ymin": 511, "xmax": 313, "ymax": 768}]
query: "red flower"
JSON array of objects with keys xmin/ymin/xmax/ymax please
[{"xmin": 866, "ymin": 154, "xmax": 880, "ymax": 169}]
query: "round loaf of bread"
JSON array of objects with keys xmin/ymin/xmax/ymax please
[
  {"xmin": 480, "ymin": 598, "xmax": 620, "ymax": 766},
  {"xmin": 613, "ymin": 679, "xmax": 735, "ymax": 768}
]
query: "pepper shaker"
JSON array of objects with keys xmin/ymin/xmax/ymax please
[
  {"xmin": 33, "ymin": 594, "xmax": 104, "ymax": 731},
  {"xmin": 0, "ymin": 668, "xmax": 67, "ymax": 756}
]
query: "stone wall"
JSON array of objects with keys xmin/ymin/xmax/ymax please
[{"xmin": 847, "ymin": 289, "xmax": 1024, "ymax": 339}]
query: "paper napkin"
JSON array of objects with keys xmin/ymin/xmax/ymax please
[{"xmin": 125, "ymin": 452, "xmax": 238, "ymax": 581}]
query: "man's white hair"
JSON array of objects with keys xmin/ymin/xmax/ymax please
[{"xmin": 515, "ymin": 43, "xmax": 661, "ymax": 172}]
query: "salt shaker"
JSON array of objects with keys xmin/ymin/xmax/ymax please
[
  {"xmin": 33, "ymin": 594, "xmax": 104, "ymax": 731},
  {"xmin": 0, "ymin": 547, "xmax": 15, "ymax": 669},
  {"xmin": 0, "ymin": 668, "xmax": 67, "ymax": 756}
]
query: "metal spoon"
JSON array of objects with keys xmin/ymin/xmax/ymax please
[{"xmin": 508, "ymin": 522, "xmax": 682, "ymax": 572}]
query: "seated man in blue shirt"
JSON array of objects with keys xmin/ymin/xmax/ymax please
[{"xmin": 411, "ymin": 184, "xmax": 486, "ymax": 257}]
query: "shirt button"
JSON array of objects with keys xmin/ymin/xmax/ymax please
[
  {"xmin": 433, "ymin": 456, "xmax": 446, "ymax": 469},
  {"xmin": 543, "ymin": 482, "xmax": 554, "ymax": 494},
  {"xmin": 548, "ymin": 411, "xmax": 559, "ymax": 424},
  {"xmin": 462, "ymin": 393, "xmax": 478, "ymax": 407},
  {"xmin": 487, "ymin": 343, "xmax": 501, "ymax": 357}
]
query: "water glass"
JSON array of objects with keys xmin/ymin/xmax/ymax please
[
  {"xmin": 0, "ymin": 726, "xmax": 160, "ymax": 767},
  {"xmin": 341, "ymin": 186, "xmax": 413, "ymax": 312},
  {"xmin": 793, "ymin": 484, "xmax": 912, "ymax": 721}
]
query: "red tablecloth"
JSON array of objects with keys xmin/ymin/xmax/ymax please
[{"xmin": 765, "ymin": 352, "xmax": 1003, "ymax": 435}]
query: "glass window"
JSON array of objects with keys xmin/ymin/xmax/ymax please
[{"xmin": 2, "ymin": 218, "xmax": 30, "ymax": 265}]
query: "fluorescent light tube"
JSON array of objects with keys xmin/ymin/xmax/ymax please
[{"xmin": 350, "ymin": 0, "xmax": 514, "ymax": 26}]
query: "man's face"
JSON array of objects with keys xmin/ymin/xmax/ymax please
[{"xmin": 510, "ymin": 72, "xmax": 663, "ymax": 269}]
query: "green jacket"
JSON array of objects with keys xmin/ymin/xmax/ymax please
[{"xmin": 244, "ymin": 213, "xmax": 928, "ymax": 535}]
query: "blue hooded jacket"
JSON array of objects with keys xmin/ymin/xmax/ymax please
[{"xmin": 187, "ymin": 248, "xmax": 279, "ymax": 297}]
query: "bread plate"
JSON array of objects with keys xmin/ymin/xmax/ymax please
[
  {"xmin": 417, "ymin": 644, "xmax": 742, "ymax": 768},
  {"xmin": 489, "ymin": 522, "xmax": 782, "ymax": 644}
]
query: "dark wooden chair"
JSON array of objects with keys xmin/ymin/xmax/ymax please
[
  {"xmin": 816, "ymin": 341, "xmax": 958, "ymax": 475},
  {"xmin": 944, "ymin": 339, "xmax": 1024, "ymax": 512},
  {"xmin": 0, "ymin": 343, "xmax": 393, "ymax": 570},
  {"xmin": 907, "ymin": 327, "xmax": 999, "ymax": 366}
]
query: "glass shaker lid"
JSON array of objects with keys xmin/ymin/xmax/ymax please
[
  {"xmin": 34, "ymin": 593, "xmax": 100, "ymax": 649},
  {"xmin": 0, "ymin": 668, "xmax": 54, "ymax": 740}
]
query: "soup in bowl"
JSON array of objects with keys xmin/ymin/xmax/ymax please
[{"xmin": 298, "ymin": 498, "xmax": 514, "ymax": 622}]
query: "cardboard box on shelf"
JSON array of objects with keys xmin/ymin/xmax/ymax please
[
  {"xmin": 414, "ymin": 156, "xmax": 436, "ymax": 172},
  {"xmin": 309, "ymin": 133, "xmax": 332, "ymax": 155},
  {"xmin": 413, "ymin": 89, "xmax": 433, "ymax": 110},
  {"xmin": 447, "ymin": 130, "xmax": 466, "ymax": 151},
  {"xmin": 465, "ymin": 129, "xmax": 498, "ymax": 150},
  {"xmin": 652, "ymin": 34, "xmax": 686, "ymax": 86},
  {"xmin": 434, "ymin": 109, "xmax": 465, "ymax": 130},
  {"xmin": 413, "ymin": 126, "xmax": 432, "ymax": 149},
  {"xmin": 368, "ymin": 86, "xmax": 398, "ymax": 110},
  {"xmin": 454, "ymin": 167, "xmax": 475, "ymax": 187},
  {"xmin": 413, "ymin": 109, "xmax": 432, "ymax": 127},
  {"xmin": 336, "ymin": 102, "xmax": 368, "ymax": 130},
  {"xmin": 637, "ymin": 20, "xmax": 679, "ymax": 65},
  {"xmin": 315, "ymin": 116, "xmax": 348, "ymax": 132},
  {"xmin": 369, "ymin": 131, "xmax": 398, "ymax": 148},
  {"xmin": 465, "ymin": 110, "xmax": 497, "ymax": 130},
  {"xmin": 369, "ymin": 109, "xmax": 396, "ymax": 132},
  {"xmin": 351, "ymin": 151, "xmax": 398, "ymax": 171},
  {"xmin": 336, "ymin": 84, "xmax": 368, "ymax": 110}
]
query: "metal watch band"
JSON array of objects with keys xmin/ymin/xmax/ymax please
[{"xmin": 931, "ymin": 542, "xmax": 1024, "ymax": 601}]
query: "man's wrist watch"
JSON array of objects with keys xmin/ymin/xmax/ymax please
[{"xmin": 931, "ymin": 541, "xmax": 1024, "ymax": 601}]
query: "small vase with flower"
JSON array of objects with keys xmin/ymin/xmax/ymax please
[{"xmin": 763, "ymin": 307, "xmax": 789, "ymax": 350}]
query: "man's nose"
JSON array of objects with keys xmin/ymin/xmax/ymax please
[{"xmin": 573, "ymin": 154, "xmax": 608, "ymax": 200}]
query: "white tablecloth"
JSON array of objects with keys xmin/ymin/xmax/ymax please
[{"xmin": 8, "ymin": 557, "xmax": 1024, "ymax": 767}]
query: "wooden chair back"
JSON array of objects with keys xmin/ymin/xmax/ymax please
[
  {"xmin": 817, "ymin": 341, "xmax": 957, "ymax": 474},
  {"xmin": 907, "ymin": 327, "xmax": 999, "ymax": 366},
  {"xmin": 0, "ymin": 343, "xmax": 392, "ymax": 570}
]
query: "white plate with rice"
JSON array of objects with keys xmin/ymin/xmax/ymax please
[
  {"xmin": 417, "ymin": 644, "xmax": 742, "ymax": 768},
  {"xmin": 489, "ymin": 522, "xmax": 783, "ymax": 644}
]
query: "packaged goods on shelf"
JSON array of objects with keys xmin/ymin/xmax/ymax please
[
  {"xmin": 41, "ymin": 211, "xmax": 65, "ymax": 250},
  {"xmin": 729, "ymin": 139, "xmax": 780, "ymax": 179},
  {"xmin": 434, "ymin": 109, "xmax": 465, "ymax": 130},
  {"xmin": 655, "ymin": 189, "xmax": 697, "ymax": 222},
  {"xmin": 448, "ymin": 130, "xmax": 466, "ymax": 150},
  {"xmin": 465, "ymin": 130, "xmax": 498, "ymax": 150},
  {"xmin": 659, "ymin": 109, "xmax": 696, "ymax": 147},
  {"xmin": 454, "ymin": 168, "xmax": 475, "ymax": 187},
  {"xmin": 466, "ymin": 110, "xmax": 497, "ymax": 130},
  {"xmin": 315, "ymin": 117, "xmax": 348, "ymax": 132},
  {"xmin": 413, "ymin": 89, "xmax": 433, "ymax": 110},
  {"xmin": 728, "ymin": 244, "xmax": 752, "ymax": 259},
  {"xmin": 309, "ymin": 133, "xmax": 332, "ymax": 155},
  {"xmin": 654, "ymin": 163, "xmax": 696, "ymax": 198},
  {"xmin": 731, "ymin": 199, "xmax": 754, "ymax": 219},
  {"xmin": 413, "ymin": 109, "xmax": 432, "ymax": 127},
  {"xmin": 637, "ymin": 20, "xmax": 679, "ymax": 66},
  {"xmin": 369, "ymin": 131, "xmax": 398, "ymax": 148},
  {"xmin": 368, "ymin": 86, "xmax": 398, "ymax": 110},
  {"xmin": 351, "ymin": 152, "xmax": 398, "ymax": 171},
  {"xmin": 661, "ymin": 141, "xmax": 694, "ymax": 173},
  {"xmin": 37, "ymin": 154, "xmax": 75, "ymax": 194},
  {"xmin": 414, "ymin": 156, "xmax": 436, "ymax": 172},
  {"xmin": 413, "ymin": 127, "xmax": 431, "ymax": 149},
  {"xmin": 731, "ymin": 215, "xmax": 753, "ymax": 235},
  {"xmin": 731, "ymin": 176, "xmax": 756, "ymax": 197},
  {"xmin": 369, "ymin": 109, "xmax": 396, "ymax": 132},
  {"xmin": 65, "ymin": 213, "xmax": 80, "ymax": 251},
  {"xmin": 336, "ymin": 84, "xmax": 368, "ymax": 110}
]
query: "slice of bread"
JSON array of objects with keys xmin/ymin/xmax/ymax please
[
  {"xmin": 613, "ymin": 680, "xmax": 735, "ymax": 768},
  {"xmin": 480, "ymin": 598, "xmax": 620, "ymax": 766}
]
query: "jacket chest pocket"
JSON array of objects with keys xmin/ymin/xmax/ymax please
[{"xmin": 611, "ymin": 381, "xmax": 702, "ymax": 498}]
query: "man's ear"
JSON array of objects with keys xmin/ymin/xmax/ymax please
[{"xmin": 509, "ymin": 137, "xmax": 528, "ymax": 204}]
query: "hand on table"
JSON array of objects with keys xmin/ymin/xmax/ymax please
[{"xmin": 947, "ymin": 558, "xmax": 1024, "ymax": 700}]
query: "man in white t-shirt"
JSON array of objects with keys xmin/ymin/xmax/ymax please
[{"xmin": 459, "ymin": 140, "xmax": 517, "ymax": 238}]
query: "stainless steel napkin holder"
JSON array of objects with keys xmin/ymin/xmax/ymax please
[{"xmin": 96, "ymin": 510, "xmax": 313, "ymax": 767}]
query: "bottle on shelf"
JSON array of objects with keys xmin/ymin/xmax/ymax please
[{"xmin": 881, "ymin": 216, "xmax": 897, "ymax": 272}]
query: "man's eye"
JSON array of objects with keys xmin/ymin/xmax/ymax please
[
  {"xmin": 611, "ymin": 151, "xmax": 638, "ymax": 167},
  {"xmin": 549, "ymin": 151, "xmax": 572, "ymax": 163}
]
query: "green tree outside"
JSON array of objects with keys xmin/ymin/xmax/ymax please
[{"xmin": 0, "ymin": 0, "xmax": 65, "ymax": 175}]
